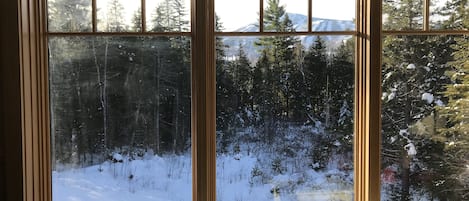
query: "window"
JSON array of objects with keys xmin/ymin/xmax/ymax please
[
  {"xmin": 15, "ymin": 0, "xmax": 467, "ymax": 201},
  {"xmin": 381, "ymin": 0, "xmax": 469, "ymax": 200}
]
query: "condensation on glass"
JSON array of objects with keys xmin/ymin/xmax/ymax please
[
  {"xmin": 216, "ymin": 34, "xmax": 355, "ymax": 200},
  {"xmin": 48, "ymin": 0, "xmax": 92, "ymax": 32},
  {"xmin": 49, "ymin": 36, "xmax": 192, "ymax": 201},
  {"xmin": 48, "ymin": 0, "xmax": 193, "ymax": 199},
  {"xmin": 381, "ymin": 35, "xmax": 469, "ymax": 201}
]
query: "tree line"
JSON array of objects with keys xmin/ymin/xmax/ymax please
[{"xmin": 48, "ymin": 0, "xmax": 468, "ymax": 200}]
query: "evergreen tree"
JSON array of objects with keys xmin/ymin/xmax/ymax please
[
  {"xmin": 435, "ymin": 0, "xmax": 468, "ymax": 29},
  {"xmin": 435, "ymin": 10, "xmax": 469, "ymax": 200},
  {"xmin": 230, "ymin": 44, "xmax": 253, "ymax": 118},
  {"xmin": 303, "ymin": 37, "xmax": 328, "ymax": 123},
  {"xmin": 382, "ymin": 34, "xmax": 456, "ymax": 200},
  {"xmin": 151, "ymin": 0, "xmax": 189, "ymax": 32},
  {"xmin": 131, "ymin": 8, "xmax": 142, "ymax": 32},
  {"xmin": 383, "ymin": 0, "xmax": 423, "ymax": 30},
  {"xmin": 328, "ymin": 39, "xmax": 354, "ymax": 154},
  {"xmin": 255, "ymin": 0, "xmax": 298, "ymax": 122},
  {"xmin": 106, "ymin": 0, "xmax": 126, "ymax": 32}
]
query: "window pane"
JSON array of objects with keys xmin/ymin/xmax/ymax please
[
  {"xmin": 262, "ymin": 0, "xmax": 308, "ymax": 32},
  {"xmin": 381, "ymin": 35, "xmax": 469, "ymax": 200},
  {"xmin": 97, "ymin": 0, "xmax": 141, "ymax": 32},
  {"xmin": 49, "ymin": 36, "xmax": 192, "ymax": 201},
  {"xmin": 146, "ymin": 0, "xmax": 191, "ymax": 32},
  {"xmin": 430, "ymin": 0, "xmax": 469, "ymax": 30},
  {"xmin": 216, "ymin": 35, "xmax": 355, "ymax": 200},
  {"xmin": 48, "ymin": 0, "xmax": 92, "ymax": 32},
  {"xmin": 312, "ymin": 0, "xmax": 356, "ymax": 31},
  {"xmin": 383, "ymin": 0, "xmax": 424, "ymax": 30},
  {"xmin": 215, "ymin": 0, "xmax": 260, "ymax": 32}
]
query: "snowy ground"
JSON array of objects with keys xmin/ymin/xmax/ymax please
[{"xmin": 53, "ymin": 153, "xmax": 353, "ymax": 201}]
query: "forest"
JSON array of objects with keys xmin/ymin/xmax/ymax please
[{"xmin": 48, "ymin": 0, "xmax": 468, "ymax": 200}]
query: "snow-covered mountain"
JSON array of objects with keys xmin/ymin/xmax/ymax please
[{"xmin": 222, "ymin": 13, "xmax": 355, "ymax": 63}]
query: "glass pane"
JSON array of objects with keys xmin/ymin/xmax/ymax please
[
  {"xmin": 97, "ymin": 0, "xmax": 141, "ymax": 32},
  {"xmin": 48, "ymin": 0, "xmax": 92, "ymax": 32},
  {"xmin": 146, "ymin": 0, "xmax": 191, "ymax": 32},
  {"xmin": 430, "ymin": 0, "xmax": 469, "ymax": 30},
  {"xmin": 49, "ymin": 36, "xmax": 192, "ymax": 201},
  {"xmin": 263, "ymin": 0, "xmax": 308, "ymax": 32},
  {"xmin": 382, "ymin": 0, "xmax": 424, "ymax": 30},
  {"xmin": 217, "ymin": 35, "xmax": 355, "ymax": 200},
  {"xmin": 215, "ymin": 0, "xmax": 260, "ymax": 32},
  {"xmin": 381, "ymin": 35, "xmax": 469, "ymax": 200},
  {"xmin": 312, "ymin": 0, "xmax": 356, "ymax": 31}
]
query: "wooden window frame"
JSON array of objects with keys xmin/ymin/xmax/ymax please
[
  {"xmin": 16, "ymin": 0, "xmax": 466, "ymax": 201},
  {"xmin": 18, "ymin": 0, "xmax": 380, "ymax": 201}
]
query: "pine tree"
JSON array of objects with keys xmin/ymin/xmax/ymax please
[
  {"xmin": 254, "ymin": 0, "xmax": 298, "ymax": 122},
  {"xmin": 383, "ymin": 0, "xmax": 423, "ymax": 30},
  {"xmin": 229, "ymin": 44, "xmax": 254, "ymax": 126},
  {"xmin": 435, "ymin": 0, "xmax": 468, "ymax": 29},
  {"xmin": 303, "ymin": 37, "xmax": 328, "ymax": 123},
  {"xmin": 435, "ymin": 12, "xmax": 469, "ymax": 200},
  {"xmin": 328, "ymin": 39, "xmax": 354, "ymax": 154},
  {"xmin": 214, "ymin": 15, "xmax": 238, "ymax": 153},
  {"xmin": 381, "ymin": 33, "xmax": 459, "ymax": 200},
  {"xmin": 131, "ymin": 8, "xmax": 142, "ymax": 32},
  {"xmin": 106, "ymin": 0, "xmax": 126, "ymax": 32},
  {"xmin": 151, "ymin": 0, "xmax": 189, "ymax": 32}
]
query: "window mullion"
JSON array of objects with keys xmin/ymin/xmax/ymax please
[
  {"xmin": 191, "ymin": 0, "xmax": 216, "ymax": 201},
  {"xmin": 259, "ymin": 0, "xmax": 264, "ymax": 32},
  {"xmin": 141, "ymin": 0, "xmax": 146, "ymax": 32},
  {"xmin": 354, "ymin": 0, "xmax": 381, "ymax": 200},
  {"xmin": 424, "ymin": 0, "xmax": 430, "ymax": 31},
  {"xmin": 92, "ymin": 0, "xmax": 97, "ymax": 32}
]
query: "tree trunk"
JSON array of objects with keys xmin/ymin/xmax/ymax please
[
  {"xmin": 401, "ymin": 155, "xmax": 411, "ymax": 201},
  {"xmin": 153, "ymin": 51, "xmax": 161, "ymax": 154},
  {"xmin": 172, "ymin": 90, "xmax": 180, "ymax": 153}
]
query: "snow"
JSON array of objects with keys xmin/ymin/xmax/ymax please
[
  {"xmin": 421, "ymin": 93, "xmax": 434, "ymax": 104},
  {"xmin": 404, "ymin": 143, "xmax": 417, "ymax": 156},
  {"xmin": 112, "ymin": 153, "xmax": 124, "ymax": 161},
  {"xmin": 435, "ymin": 99, "xmax": 444, "ymax": 106},
  {"xmin": 406, "ymin": 64, "xmax": 416, "ymax": 70},
  {"xmin": 333, "ymin": 140, "xmax": 342, "ymax": 147},
  {"xmin": 54, "ymin": 149, "xmax": 354, "ymax": 201},
  {"xmin": 387, "ymin": 92, "xmax": 396, "ymax": 101},
  {"xmin": 53, "ymin": 119, "xmax": 356, "ymax": 201},
  {"xmin": 399, "ymin": 129, "xmax": 409, "ymax": 137},
  {"xmin": 390, "ymin": 136, "xmax": 397, "ymax": 143},
  {"xmin": 384, "ymin": 72, "xmax": 393, "ymax": 80},
  {"xmin": 53, "ymin": 155, "xmax": 192, "ymax": 201},
  {"xmin": 382, "ymin": 92, "xmax": 388, "ymax": 100}
]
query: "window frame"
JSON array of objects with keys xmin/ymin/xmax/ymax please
[
  {"xmin": 17, "ymin": 0, "xmax": 380, "ymax": 200},
  {"xmin": 16, "ymin": 0, "xmax": 467, "ymax": 201}
]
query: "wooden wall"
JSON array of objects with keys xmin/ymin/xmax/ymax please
[{"xmin": 1, "ymin": 0, "xmax": 23, "ymax": 200}]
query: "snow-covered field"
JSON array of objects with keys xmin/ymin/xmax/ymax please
[{"xmin": 53, "ymin": 153, "xmax": 353, "ymax": 201}]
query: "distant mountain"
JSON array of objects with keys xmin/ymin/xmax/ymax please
[{"xmin": 222, "ymin": 13, "xmax": 355, "ymax": 63}]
